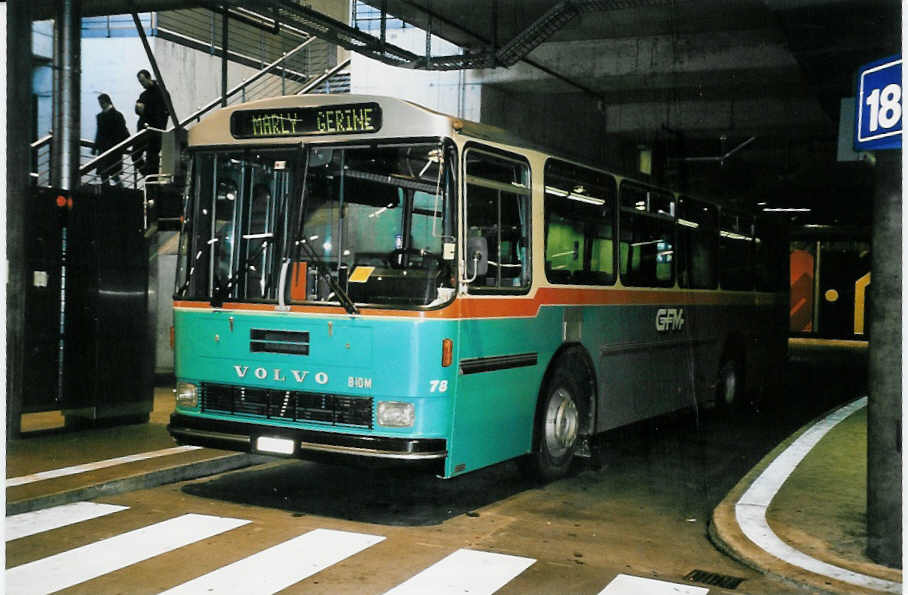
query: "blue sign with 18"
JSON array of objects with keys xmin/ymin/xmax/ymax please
[{"xmin": 855, "ymin": 55, "xmax": 902, "ymax": 151}]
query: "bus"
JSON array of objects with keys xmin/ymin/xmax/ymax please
[
  {"xmin": 167, "ymin": 94, "xmax": 789, "ymax": 481},
  {"xmin": 789, "ymin": 225, "xmax": 870, "ymax": 340}
]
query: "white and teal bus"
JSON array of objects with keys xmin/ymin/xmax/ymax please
[{"xmin": 168, "ymin": 94, "xmax": 788, "ymax": 480}]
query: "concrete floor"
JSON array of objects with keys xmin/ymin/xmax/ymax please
[{"xmin": 6, "ymin": 339, "xmax": 901, "ymax": 594}]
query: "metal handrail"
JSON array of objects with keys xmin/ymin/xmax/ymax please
[
  {"xmin": 30, "ymin": 134, "xmax": 54, "ymax": 150},
  {"xmin": 179, "ymin": 36, "xmax": 317, "ymax": 127},
  {"xmin": 30, "ymin": 136, "xmax": 95, "ymax": 150},
  {"xmin": 295, "ymin": 58, "xmax": 351, "ymax": 95},
  {"xmin": 79, "ymin": 128, "xmax": 152, "ymax": 176}
]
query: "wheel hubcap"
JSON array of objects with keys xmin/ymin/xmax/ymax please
[
  {"xmin": 544, "ymin": 388, "xmax": 579, "ymax": 458},
  {"xmin": 722, "ymin": 366, "xmax": 737, "ymax": 405}
]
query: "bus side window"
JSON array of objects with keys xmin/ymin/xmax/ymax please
[
  {"xmin": 677, "ymin": 197, "xmax": 718, "ymax": 289},
  {"xmin": 465, "ymin": 148, "xmax": 531, "ymax": 290},
  {"xmin": 618, "ymin": 183, "xmax": 674, "ymax": 287},
  {"xmin": 754, "ymin": 217, "xmax": 787, "ymax": 291},
  {"xmin": 543, "ymin": 158, "xmax": 616, "ymax": 286},
  {"xmin": 720, "ymin": 212, "xmax": 754, "ymax": 290}
]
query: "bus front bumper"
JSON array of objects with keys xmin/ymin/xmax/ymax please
[{"xmin": 168, "ymin": 413, "xmax": 447, "ymax": 461}]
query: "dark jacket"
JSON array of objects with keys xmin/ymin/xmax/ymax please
[
  {"xmin": 137, "ymin": 82, "xmax": 169, "ymax": 131},
  {"xmin": 94, "ymin": 107, "xmax": 130, "ymax": 154}
]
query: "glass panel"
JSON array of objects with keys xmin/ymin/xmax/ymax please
[
  {"xmin": 619, "ymin": 212, "xmax": 674, "ymax": 287},
  {"xmin": 677, "ymin": 197, "xmax": 718, "ymax": 289},
  {"xmin": 619, "ymin": 182, "xmax": 674, "ymax": 287},
  {"xmin": 755, "ymin": 217, "xmax": 788, "ymax": 291},
  {"xmin": 720, "ymin": 212, "xmax": 754, "ymax": 290},
  {"xmin": 620, "ymin": 183, "xmax": 674, "ymax": 218},
  {"xmin": 466, "ymin": 149, "xmax": 530, "ymax": 290},
  {"xmin": 176, "ymin": 142, "xmax": 454, "ymax": 309},
  {"xmin": 465, "ymin": 150, "xmax": 529, "ymax": 188},
  {"xmin": 176, "ymin": 149, "xmax": 299, "ymax": 302},
  {"xmin": 544, "ymin": 159, "xmax": 616, "ymax": 285},
  {"xmin": 291, "ymin": 142, "xmax": 455, "ymax": 307}
]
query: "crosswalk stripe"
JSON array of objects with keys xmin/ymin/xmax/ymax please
[
  {"xmin": 6, "ymin": 502, "xmax": 129, "ymax": 541},
  {"xmin": 161, "ymin": 528, "xmax": 385, "ymax": 594},
  {"xmin": 598, "ymin": 573, "xmax": 709, "ymax": 595},
  {"xmin": 6, "ymin": 446, "xmax": 202, "ymax": 487},
  {"xmin": 384, "ymin": 548, "xmax": 535, "ymax": 595},
  {"xmin": 6, "ymin": 513, "xmax": 250, "ymax": 594}
]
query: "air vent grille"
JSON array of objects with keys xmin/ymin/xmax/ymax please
[
  {"xmin": 250, "ymin": 329, "xmax": 309, "ymax": 355},
  {"xmin": 201, "ymin": 383, "xmax": 372, "ymax": 429}
]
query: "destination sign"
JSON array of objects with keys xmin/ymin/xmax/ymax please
[{"xmin": 231, "ymin": 103, "xmax": 382, "ymax": 139}]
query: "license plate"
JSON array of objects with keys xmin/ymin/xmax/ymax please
[{"xmin": 256, "ymin": 436, "xmax": 295, "ymax": 455}]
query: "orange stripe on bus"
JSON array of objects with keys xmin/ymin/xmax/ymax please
[{"xmin": 173, "ymin": 288, "xmax": 782, "ymax": 320}]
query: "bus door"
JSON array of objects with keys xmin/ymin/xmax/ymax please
[{"xmin": 450, "ymin": 146, "xmax": 538, "ymax": 475}]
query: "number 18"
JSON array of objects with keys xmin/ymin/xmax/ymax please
[{"xmin": 865, "ymin": 83, "xmax": 902, "ymax": 132}]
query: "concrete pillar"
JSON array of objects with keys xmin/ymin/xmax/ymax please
[
  {"xmin": 51, "ymin": 0, "xmax": 81, "ymax": 190},
  {"xmin": 6, "ymin": 0, "xmax": 32, "ymax": 440},
  {"xmin": 866, "ymin": 150, "xmax": 902, "ymax": 567}
]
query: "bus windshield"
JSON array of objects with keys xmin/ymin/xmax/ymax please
[{"xmin": 175, "ymin": 141, "xmax": 456, "ymax": 308}]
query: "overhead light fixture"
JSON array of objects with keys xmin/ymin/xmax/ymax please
[
  {"xmin": 567, "ymin": 193, "xmax": 604, "ymax": 205},
  {"xmin": 545, "ymin": 185, "xmax": 605, "ymax": 205},
  {"xmin": 762, "ymin": 207, "xmax": 811, "ymax": 212},
  {"xmin": 720, "ymin": 230, "xmax": 753, "ymax": 241}
]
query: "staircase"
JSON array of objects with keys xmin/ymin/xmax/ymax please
[{"xmin": 31, "ymin": 6, "xmax": 352, "ymax": 192}]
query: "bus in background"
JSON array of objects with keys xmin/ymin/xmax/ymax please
[
  {"xmin": 789, "ymin": 226, "xmax": 870, "ymax": 340},
  {"xmin": 167, "ymin": 95, "xmax": 789, "ymax": 481}
]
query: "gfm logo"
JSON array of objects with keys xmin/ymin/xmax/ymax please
[{"xmin": 656, "ymin": 308, "xmax": 685, "ymax": 332}]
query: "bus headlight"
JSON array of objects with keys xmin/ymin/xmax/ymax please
[
  {"xmin": 377, "ymin": 401, "xmax": 414, "ymax": 427},
  {"xmin": 175, "ymin": 382, "xmax": 199, "ymax": 409}
]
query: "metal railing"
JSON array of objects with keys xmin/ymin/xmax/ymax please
[
  {"xmin": 33, "ymin": 42, "xmax": 352, "ymax": 190},
  {"xmin": 180, "ymin": 36, "xmax": 317, "ymax": 126},
  {"xmin": 78, "ymin": 128, "xmax": 154, "ymax": 188}
]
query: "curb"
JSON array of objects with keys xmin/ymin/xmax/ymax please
[
  {"xmin": 7, "ymin": 453, "xmax": 271, "ymax": 516},
  {"xmin": 709, "ymin": 400, "xmax": 900, "ymax": 594}
]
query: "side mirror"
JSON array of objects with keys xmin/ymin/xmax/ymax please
[{"xmin": 466, "ymin": 236, "xmax": 488, "ymax": 281}]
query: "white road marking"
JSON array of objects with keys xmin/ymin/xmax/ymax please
[
  {"xmin": 598, "ymin": 574, "xmax": 708, "ymax": 594},
  {"xmin": 6, "ymin": 445, "xmax": 202, "ymax": 487},
  {"xmin": 161, "ymin": 528, "xmax": 385, "ymax": 594},
  {"xmin": 384, "ymin": 548, "xmax": 535, "ymax": 595},
  {"xmin": 6, "ymin": 513, "xmax": 250, "ymax": 594},
  {"xmin": 6, "ymin": 502, "xmax": 129, "ymax": 541},
  {"xmin": 735, "ymin": 396, "xmax": 901, "ymax": 593}
]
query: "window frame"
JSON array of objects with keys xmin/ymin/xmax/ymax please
[{"xmin": 463, "ymin": 144, "xmax": 532, "ymax": 295}]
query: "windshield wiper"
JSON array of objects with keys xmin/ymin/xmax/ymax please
[{"xmin": 294, "ymin": 237, "xmax": 359, "ymax": 315}]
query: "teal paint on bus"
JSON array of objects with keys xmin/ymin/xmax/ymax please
[
  {"xmin": 174, "ymin": 308, "xmax": 459, "ymax": 441},
  {"xmin": 447, "ymin": 307, "xmax": 563, "ymax": 475}
]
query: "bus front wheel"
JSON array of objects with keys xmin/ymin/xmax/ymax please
[{"xmin": 521, "ymin": 363, "xmax": 584, "ymax": 482}]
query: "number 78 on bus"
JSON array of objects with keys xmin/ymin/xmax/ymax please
[{"xmin": 855, "ymin": 55, "xmax": 902, "ymax": 151}]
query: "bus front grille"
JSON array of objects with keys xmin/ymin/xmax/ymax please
[{"xmin": 200, "ymin": 383, "xmax": 373, "ymax": 429}]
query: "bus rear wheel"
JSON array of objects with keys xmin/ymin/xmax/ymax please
[
  {"xmin": 716, "ymin": 357, "xmax": 743, "ymax": 412},
  {"xmin": 521, "ymin": 363, "xmax": 584, "ymax": 482}
]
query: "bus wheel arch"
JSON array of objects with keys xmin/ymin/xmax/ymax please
[{"xmin": 521, "ymin": 344, "xmax": 596, "ymax": 482}]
